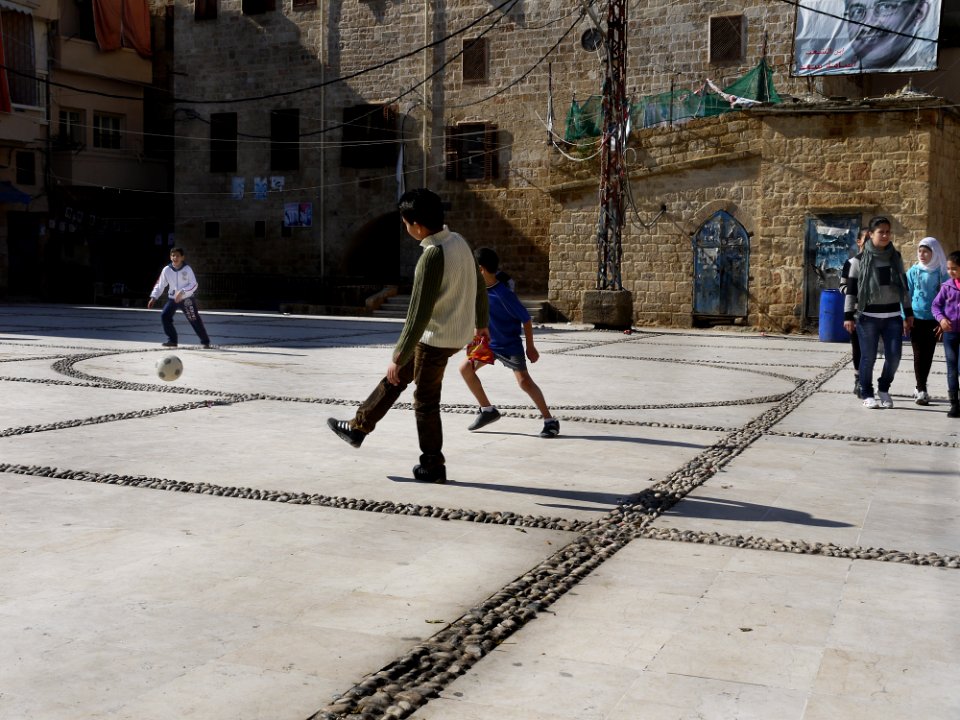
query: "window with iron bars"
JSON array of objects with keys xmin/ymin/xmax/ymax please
[
  {"xmin": 709, "ymin": 15, "xmax": 745, "ymax": 64},
  {"xmin": 462, "ymin": 37, "xmax": 488, "ymax": 84}
]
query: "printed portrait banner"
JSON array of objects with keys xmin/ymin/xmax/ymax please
[{"xmin": 793, "ymin": 0, "xmax": 940, "ymax": 76}]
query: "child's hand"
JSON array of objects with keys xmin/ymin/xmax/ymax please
[
  {"xmin": 941, "ymin": 318, "xmax": 953, "ymax": 333},
  {"xmin": 175, "ymin": 291, "xmax": 184, "ymax": 302},
  {"xmin": 147, "ymin": 298, "xmax": 155, "ymax": 309},
  {"xmin": 526, "ymin": 345, "xmax": 539, "ymax": 363}
]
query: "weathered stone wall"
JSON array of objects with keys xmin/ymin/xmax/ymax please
[
  {"xmin": 171, "ymin": 0, "xmax": 958, "ymax": 316},
  {"xmin": 547, "ymin": 104, "xmax": 957, "ymax": 332}
]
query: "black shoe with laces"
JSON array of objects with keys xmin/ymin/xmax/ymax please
[
  {"xmin": 539, "ymin": 418, "xmax": 560, "ymax": 438},
  {"xmin": 467, "ymin": 408, "xmax": 501, "ymax": 431},
  {"xmin": 327, "ymin": 418, "xmax": 365, "ymax": 448},
  {"xmin": 412, "ymin": 464, "xmax": 447, "ymax": 484},
  {"xmin": 162, "ymin": 341, "xmax": 178, "ymax": 348}
]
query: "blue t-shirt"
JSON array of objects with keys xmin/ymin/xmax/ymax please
[
  {"xmin": 487, "ymin": 281, "xmax": 530, "ymax": 356},
  {"xmin": 907, "ymin": 264, "xmax": 948, "ymax": 320}
]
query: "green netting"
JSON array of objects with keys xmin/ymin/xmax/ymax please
[{"xmin": 564, "ymin": 59, "xmax": 781, "ymax": 144}]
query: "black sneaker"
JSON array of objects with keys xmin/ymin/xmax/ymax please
[
  {"xmin": 162, "ymin": 341, "xmax": 178, "ymax": 348},
  {"xmin": 412, "ymin": 464, "xmax": 447, "ymax": 484},
  {"xmin": 539, "ymin": 418, "xmax": 560, "ymax": 438},
  {"xmin": 327, "ymin": 418, "xmax": 365, "ymax": 448},
  {"xmin": 468, "ymin": 408, "xmax": 501, "ymax": 431}
]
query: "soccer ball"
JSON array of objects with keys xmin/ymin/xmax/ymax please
[{"xmin": 155, "ymin": 354, "xmax": 183, "ymax": 382}]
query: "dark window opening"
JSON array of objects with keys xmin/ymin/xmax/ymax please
[
  {"xmin": 341, "ymin": 104, "xmax": 398, "ymax": 168},
  {"xmin": 205, "ymin": 221, "xmax": 220, "ymax": 238},
  {"xmin": 242, "ymin": 0, "xmax": 275, "ymax": 15},
  {"xmin": 462, "ymin": 37, "xmax": 488, "ymax": 83},
  {"xmin": 271, "ymin": 108, "xmax": 300, "ymax": 171},
  {"xmin": 165, "ymin": 5, "xmax": 174, "ymax": 49},
  {"xmin": 254, "ymin": 220, "xmax": 266, "ymax": 238},
  {"xmin": 195, "ymin": 0, "xmax": 217, "ymax": 21},
  {"xmin": 292, "ymin": 0, "xmax": 316, "ymax": 8},
  {"xmin": 15, "ymin": 151, "xmax": 35, "ymax": 185},
  {"xmin": 210, "ymin": 112, "xmax": 238, "ymax": 173},
  {"xmin": 445, "ymin": 123, "xmax": 499, "ymax": 181},
  {"xmin": 72, "ymin": 0, "xmax": 98, "ymax": 42},
  {"xmin": 709, "ymin": 15, "xmax": 745, "ymax": 64}
]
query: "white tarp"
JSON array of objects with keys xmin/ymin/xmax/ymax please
[{"xmin": 793, "ymin": 0, "xmax": 941, "ymax": 75}]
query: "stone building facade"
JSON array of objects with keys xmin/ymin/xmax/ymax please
[{"xmin": 170, "ymin": 0, "xmax": 960, "ymax": 325}]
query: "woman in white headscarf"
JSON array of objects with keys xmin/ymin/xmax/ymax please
[{"xmin": 907, "ymin": 236, "xmax": 949, "ymax": 405}]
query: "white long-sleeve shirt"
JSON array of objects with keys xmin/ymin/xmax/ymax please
[{"xmin": 150, "ymin": 263, "xmax": 199, "ymax": 301}]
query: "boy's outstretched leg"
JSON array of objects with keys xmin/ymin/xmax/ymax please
[
  {"xmin": 514, "ymin": 369, "xmax": 559, "ymax": 438},
  {"xmin": 459, "ymin": 358, "xmax": 500, "ymax": 431}
]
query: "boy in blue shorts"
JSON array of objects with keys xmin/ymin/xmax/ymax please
[{"xmin": 459, "ymin": 247, "xmax": 559, "ymax": 438}]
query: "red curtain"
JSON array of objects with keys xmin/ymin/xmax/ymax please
[
  {"xmin": 92, "ymin": 0, "xmax": 152, "ymax": 58},
  {"xmin": 121, "ymin": 0, "xmax": 151, "ymax": 58}
]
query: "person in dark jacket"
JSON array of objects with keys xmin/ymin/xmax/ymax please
[{"xmin": 842, "ymin": 216, "xmax": 913, "ymax": 409}]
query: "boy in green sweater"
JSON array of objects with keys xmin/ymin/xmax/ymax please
[{"xmin": 327, "ymin": 189, "xmax": 488, "ymax": 483}]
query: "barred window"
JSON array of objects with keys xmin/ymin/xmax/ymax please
[
  {"xmin": 709, "ymin": 15, "xmax": 745, "ymax": 64},
  {"xmin": 462, "ymin": 37, "xmax": 488, "ymax": 83},
  {"xmin": 242, "ymin": 0, "xmax": 275, "ymax": 15}
]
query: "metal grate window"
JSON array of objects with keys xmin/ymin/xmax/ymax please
[
  {"xmin": 709, "ymin": 15, "xmax": 745, "ymax": 64},
  {"xmin": 462, "ymin": 38, "xmax": 488, "ymax": 83},
  {"xmin": 0, "ymin": 10, "xmax": 37, "ymax": 106}
]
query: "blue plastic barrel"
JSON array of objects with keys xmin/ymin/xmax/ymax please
[{"xmin": 818, "ymin": 288, "xmax": 849, "ymax": 342}]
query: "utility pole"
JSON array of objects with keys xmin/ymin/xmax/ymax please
[
  {"xmin": 596, "ymin": 0, "xmax": 627, "ymax": 291},
  {"xmin": 582, "ymin": 0, "xmax": 633, "ymax": 327}
]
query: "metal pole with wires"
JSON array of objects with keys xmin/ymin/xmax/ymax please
[
  {"xmin": 596, "ymin": 0, "xmax": 627, "ymax": 291},
  {"xmin": 582, "ymin": 0, "xmax": 633, "ymax": 328}
]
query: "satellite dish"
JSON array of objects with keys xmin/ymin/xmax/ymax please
[{"xmin": 580, "ymin": 28, "xmax": 603, "ymax": 52}]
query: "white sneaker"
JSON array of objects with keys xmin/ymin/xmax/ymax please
[
  {"xmin": 878, "ymin": 391, "xmax": 894, "ymax": 408},
  {"xmin": 863, "ymin": 396, "xmax": 879, "ymax": 409},
  {"xmin": 914, "ymin": 390, "xmax": 930, "ymax": 406}
]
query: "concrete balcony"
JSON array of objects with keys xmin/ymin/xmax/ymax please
[
  {"xmin": 53, "ymin": 37, "xmax": 151, "ymax": 85},
  {"xmin": 0, "ymin": 106, "xmax": 46, "ymax": 144}
]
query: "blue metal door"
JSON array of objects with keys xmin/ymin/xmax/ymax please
[
  {"xmin": 804, "ymin": 215, "xmax": 860, "ymax": 320},
  {"xmin": 693, "ymin": 211, "xmax": 750, "ymax": 317}
]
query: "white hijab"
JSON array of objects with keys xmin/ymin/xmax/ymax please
[{"xmin": 917, "ymin": 237, "xmax": 948, "ymax": 274}]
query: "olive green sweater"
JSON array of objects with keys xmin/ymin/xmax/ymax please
[{"xmin": 393, "ymin": 227, "xmax": 489, "ymax": 365}]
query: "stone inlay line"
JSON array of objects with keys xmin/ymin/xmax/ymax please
[
  {"xmin": 0, "ymin": 463, "xmax": 590, "ymax": 533},
  {"xmin": 638, "ymin": 526, "xmax": 960, "ymax": 567},
  {"xmin": 766, "ymin": 428, "xmax": 960, "ymax": 449}
]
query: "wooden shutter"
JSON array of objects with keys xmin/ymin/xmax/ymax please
[
  {"xmin": 483, "ymin": 125, "xmax": 498, "ymax": 180},
  {"xmin": 444, "ymin": 127, "xmax": 459, "ymax": 180}
]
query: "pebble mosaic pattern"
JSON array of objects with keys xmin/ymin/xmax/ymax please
[{"xmin": 1, "ymin": 320, "xmax": 957, "ymax": 720}]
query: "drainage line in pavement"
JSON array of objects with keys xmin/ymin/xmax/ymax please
[{"xmin": 765, "ymin": 428, "xmax": 960, "ymax": 448}]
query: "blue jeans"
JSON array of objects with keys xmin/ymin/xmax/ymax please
[
  {"xmin": 856, "ymin": 315, "xmax": 903, "ymax": 398},
  {"xmin": 943, "ymin": 331, "xmax": 960, "ymax": 394},
  {"xmin": 161, "ymin": 296, "xmax": 210, "ymax": 345}
]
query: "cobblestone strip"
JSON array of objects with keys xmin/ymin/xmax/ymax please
[
  {"xmin": 765, "ymin": 428, "xmax": 960, "ymax": 449},
  {"xmin": 0, "ymin": 463, "xmax": 589, "ymax": 533},
  {"xmin": 637, "ymin": 526, "xmax": 960, "ymax": 567},
  {"xmin": 0, "ymin": 400, "xmax": 234, "ymax": 437}
]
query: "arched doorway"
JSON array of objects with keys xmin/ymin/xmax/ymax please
[{"xmin": 692, "ymin": 210, "xmax": 750, "ymax": 322}]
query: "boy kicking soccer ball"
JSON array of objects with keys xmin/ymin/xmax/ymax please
[{"xmin": 459, "ymin": 247, "xmax": 559, "ymax": 438}]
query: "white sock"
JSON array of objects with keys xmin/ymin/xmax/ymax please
[{"xmin": 481, "ymin": 406, "xmax": 495, "ymax": 412}]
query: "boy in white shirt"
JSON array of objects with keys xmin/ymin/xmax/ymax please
[{"xmin": 147, "ymin": 247, "xmax": 211, "ymax": 348}]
